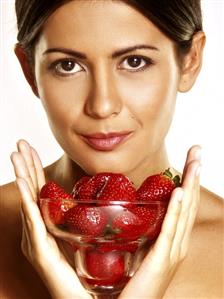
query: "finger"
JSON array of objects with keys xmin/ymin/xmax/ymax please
[
  {"xmin": 180, "ymin": 166, "xmax": 201, "ymax": 257},
  {"xmin": 182, "ymin": 145, "xmax": 201, "ymax": 180},
  {"xmin": 182, "ymin": 160, "xmax": 201, "ymax": 190},
  {"xmin": 30, "ymin": 146, "xmax": 46, "ymax": 192},
  {"xmin": 16, "ymin": 178, "xmax": 47, "ymax": 243},
  {"xmin": 20, "ymin": 208, "xmax": 33, "ymax": 258},
  {"xmin": 17, "ymin": 139, "xmax": 38, "ymax": 194},
  {"xmin": 11, "ymin": 152, "xmax": 36, "ymax": 199},
  {"xmin": 153, "ymin": 187, "xmax": 184, "ymax": 259},
  {"xmin": 181, "ymin": 159, "xmax": 201, "ymax": 210},
  {"xmin": 170, "ymin": 162, "xmax": 201, "ymax": 261}
]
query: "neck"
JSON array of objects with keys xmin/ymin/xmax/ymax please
[
  {"xmin": 46, "ymin": 143, "xmax": 170, "ymax": 192},
  {"xmin": 45, "ymin": 155, "xmax": 86, "ymax": 192},
  {"xmin": 125, "ymin": 143, "xmax": 170, "ymax": 188}
]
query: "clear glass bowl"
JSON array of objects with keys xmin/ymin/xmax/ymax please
[{"xmin": 40, "ymin": 198, "xmax": 168, "ymax": 298}]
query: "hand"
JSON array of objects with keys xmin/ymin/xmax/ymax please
[
  {"xmin": 11, "ymin": 139, "xmax": 91, "ymax": 299},
  {"xmin": 119, "ymin": 145, "xmax": 201, "ymax": 299}
]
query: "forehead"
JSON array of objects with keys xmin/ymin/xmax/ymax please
[{"xmin": 37, "ymin": 0, "xmax": 172, "ymax": 54}]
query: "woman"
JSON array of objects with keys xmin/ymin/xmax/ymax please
[{"xmin": 0, "ymin": 0, "xmax": 223, "ymax": 298}]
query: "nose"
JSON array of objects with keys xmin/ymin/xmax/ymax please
[{"xmin": 84, "ymin": 64, "xmax": 122, "ymax": 119}]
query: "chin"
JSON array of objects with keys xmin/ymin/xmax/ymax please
[{"xmin": 80, "ymin": 157, "xmax": 133, "ymax": 176}]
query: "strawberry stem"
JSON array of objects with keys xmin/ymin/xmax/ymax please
[
  {"xmin": 163, "ymin": 168, "xmax": 173, "ymax": 179},
  {"xmin": 163, "ymin": 168, "xmax": 181, "ymax": 187},
  {"xmin": 104, "ymin": 224, "xmax": 120, "ymax": 236},
  {"xmin": 173, "ymin": 175, "xmax": 181, "ymax": 187}
]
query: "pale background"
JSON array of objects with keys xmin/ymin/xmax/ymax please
[{"xmin": 1, "ymin": 0, "xmax": 223, "ymax": 198}]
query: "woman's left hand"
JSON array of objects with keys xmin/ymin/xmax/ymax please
[{"xmin": 119, "ymin": 145, "xmax": 201, "ymax": 299}]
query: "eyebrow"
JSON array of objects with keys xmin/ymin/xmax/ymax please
[
  {"xmin": 43, "ymin": 48, "xmax": 87, "ymax": 59},
  {"xmin": 112, "ymin": 45, "xmax": 159, "ymax": 58},
  {"xmin": 43, "ymin": 44, "xmax": 159, "ymax": 59}
]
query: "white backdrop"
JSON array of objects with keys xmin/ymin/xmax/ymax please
[{"xmin": 1, "ymin": 0, "xmax": 224, "ymax": 198}]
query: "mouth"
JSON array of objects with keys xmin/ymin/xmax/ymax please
[{"xmin": 80, "ymin": 131, "xmax": 133, "ymax": 151}]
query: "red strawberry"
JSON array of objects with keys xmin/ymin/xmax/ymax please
[
  {"xmin": 85, "ymin": 249, "xmax": 125, "ymax": 285},
  {"xmin": 72, "ymin": 173, "xmax": 111, "ymax": 200},
  {"xmin": 64, "ymin": 205, "xmax": 109, "ymax": 236},
  {"xmin": 137, "ymin": 168, "xmax": 180, "ymax": 202},
  {"xmin": 112, "ymin": 203, "xmax": 167, "ymax": 241},
  {"xmin": 131, "ymin": 204, "xmax": 167, "ymax": 240},
  {"xmin": 97, "ymin": 173, "xmax": 136, "ymax": 203},
  {"xmin": 39, "ymin": 181, "xmax": 74, "ymax": 225},
  {"xmin": 72, "ymin": 176, "xmax": 91, "ymax": 199},
  {"xmin": 39, "ymin": 181, "xmax": 72, "ymax": 200},
  {"xmin": 112, "ymin": 208, "xmax": 145, "ymax": 240}
]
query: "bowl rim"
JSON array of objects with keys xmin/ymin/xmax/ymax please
[{"xmin": 39, "ymin": 197, "xmax": 169, "ymax": 205}]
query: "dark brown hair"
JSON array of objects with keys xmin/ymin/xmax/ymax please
[{"xmin": 15, "ymin": 0, "xmax": 203, "ymax": 63}]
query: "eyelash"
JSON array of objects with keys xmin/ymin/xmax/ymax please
[{"xmin": 48, "ymin": 55, "xmax": 154, "ymax": 77}]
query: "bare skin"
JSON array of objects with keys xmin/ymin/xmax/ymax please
[{"xmin": 1, "ymin": 1, "xmax": 223, "ymax": 298}]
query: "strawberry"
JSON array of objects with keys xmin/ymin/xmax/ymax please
[
  {"xmin": 39, "ymin": 181, "xmax": 72, "ymax": 200},
  {"xmin": 96, "ymin": 173, "xmax": 136, "ymax": 203},
  {"xmin": 112, "ymin": 203, "xmax": 167, "ymax": 241},
  {"xmin": 84, "ymin": 248, "xmax": 125, "ymax": 285},
  {"xmin": 39, "ymin": 181, "xmax": 74, "ymax": 225},
  {"xmin": 64, "ymin": 205, "xmax": 109, "ymax": 236},
  {"xmin": 72, "ymin": 173, "xmax": 111, "ymax": 200},
  {"xmin": 72, "ymin": 172, "xmax": 136, "ymax": 205},
  {"xmin": 131, "ymin": 204, "xmax": 167, "ymax": 240},
  {"xmin": 112, "ymin": 208, "xmax": 144, "ymax": 240},
  {"xmin": 137, "ymin": 168, "xmax": 180, "ymax": 202},
  {"xmin": 71, "ymin": 176, "xmax": 91, "ymax": 199}
]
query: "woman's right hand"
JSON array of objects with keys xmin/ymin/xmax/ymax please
[{"xmin": 11, "ymin": 139, "xmax": 91, "ymax": 299}]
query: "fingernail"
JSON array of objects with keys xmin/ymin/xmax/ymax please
[
  {"xmin": 195, "ymin": 165, "xmax": 201, "ymax": 177},
  {"xmin": 176, "ymin": 188, "xmax": 184, "ymax": 202},
  {"xmin": 195, "ymin": 147, "xmax": 202, "ymax": 161}
]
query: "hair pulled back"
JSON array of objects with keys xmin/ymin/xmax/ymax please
[{"xmin": 15, "ymin": 0, "xmax": 203, "ymax": 62}]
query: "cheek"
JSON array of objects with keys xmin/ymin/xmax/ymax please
[
  {"xmin": 35, "ymin": 74, "xmax": 88, "ymax": 131},
  {"xmin": 118, "ymin": 67, "xmax": 179, "ymax": 130}
]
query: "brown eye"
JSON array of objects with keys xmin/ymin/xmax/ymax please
[
  {"xmin": 119, "ymin": 55, "xmax": 153, "ymax": 72},
  {"xmin": 53, "ymin": 59, "xmax": 83, "ymax": 75}
]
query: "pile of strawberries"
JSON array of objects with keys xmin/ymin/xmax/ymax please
[
  {"xmin": 39, "ymin": 169, "xmax": 180, "ymax": 286},
  {"xmin": 39, "ymin": 169, "xmax": 180, "ymax": 240}
]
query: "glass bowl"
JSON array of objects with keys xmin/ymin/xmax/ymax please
[{"xmin": 40, "ymin": 198, "xmax": 168, "ymax": 298}]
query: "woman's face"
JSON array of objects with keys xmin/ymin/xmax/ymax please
[{"xmin": 34, "ymin": 0, "xmax": 181, "ymax": 180}]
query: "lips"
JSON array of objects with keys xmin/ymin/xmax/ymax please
[{"xmin": 81, "ymin": 132, "xmax": 133, "ymax": 151}]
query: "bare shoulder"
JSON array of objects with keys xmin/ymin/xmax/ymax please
[
  {"xmin": 198, "ymin": 186, "xmax": 224, "ymax": 224},
  {"xmin": 196, "ymin": 187, "xmax": 223, "ymax": 265},
  {"xmin": 195, "ymin": 187, "xmax": 223, "ymax": 264},
  {"xmin": 192, "ymin": 187, "xmax": 223, "ymax": 297},
  {"xmin": 0, "ymin": 180, "xmax": 19, "ymax": 199},
  {"xmin": 0, "ymin": 182, "xmax": 21, "ymax": 228},
  {"xmin": 197, "ymin": 186, "xmax": 224, "ymax": 254}
]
